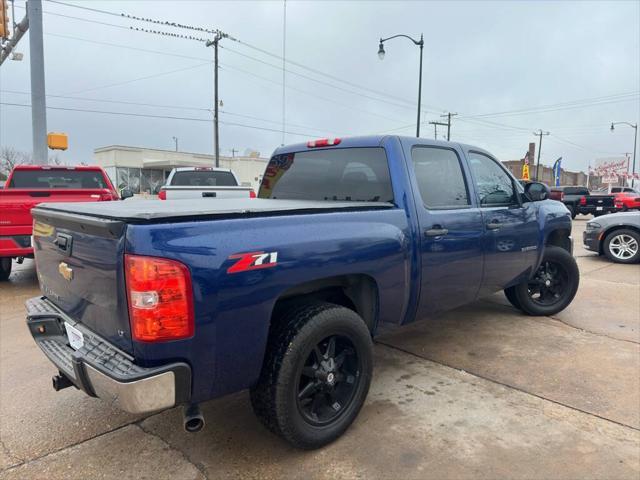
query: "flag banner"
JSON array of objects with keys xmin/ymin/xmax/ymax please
[{"xmin": 552, "ymin": 157, "xmax": 562, "ymax": 187}]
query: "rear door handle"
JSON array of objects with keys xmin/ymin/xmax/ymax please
[
  {"xmin": 202, "ymin": 192, "xmax": 217, "ymax": 198},
  {"xmin": 486, "ymin": 220, "xmax": 503, "ymax": 230},
  {"xmin": 425, "ymin": 228, "xmax": 449, "ymax": 237}
]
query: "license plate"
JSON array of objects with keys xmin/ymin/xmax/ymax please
[
  {"xmin": 596, "ymin": 206, "xmax": 603, "ymax": 211},
  {"xmin": 65, "ymin": 322, "xmax": 84, "ymax": 350}
]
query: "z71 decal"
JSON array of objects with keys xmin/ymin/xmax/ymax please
[{"xmin": 227, "ymin": 251, "xmax": 278, "ymax": 274}]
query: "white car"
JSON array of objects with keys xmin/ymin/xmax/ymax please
[{"xmin": 159, "ymin": 167, "xmax": 254, "ymax": 200}]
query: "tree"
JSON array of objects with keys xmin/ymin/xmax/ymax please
[
  {"xmin": 0, "ymin": 148, "xmax": 66, "ymax": 179},
  {"xmin": 0, "ymin": 147, "xmax": 31, "ymax": 178}
]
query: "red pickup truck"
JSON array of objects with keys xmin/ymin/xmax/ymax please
[{"xmin": 0, "ymin": 165, "xmax": 119, "ymax": 280}]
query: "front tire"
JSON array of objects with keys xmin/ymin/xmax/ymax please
[
  {"xmin": 512, "ymin": 246, "xmax": 579, "ymax": 316},
  {"xmin": 603, "ymin": 229, "xmax": 640, "ymax": 264},
  {"xmin": 250, "ymin": 302, "xmax": 373, "ymax": 449},
  {"xmin": 503, "ymin": 286, "xmax": 522, "ymax": 310},
  {"xmin": 0, "ymin": 258, "xmax": 12, "ymax": 281}
]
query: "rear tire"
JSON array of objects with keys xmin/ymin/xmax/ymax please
[
  {"xmin": 566, "ymin": 205, "xmax": 576, "ymax": 219},
  {"xmin": 0, "ymin": 258, "xmax": 12, "ymax": 281},
  {"xmin": 250, "ymin": 302, "xmax": 373, "ymax": 450},
  {"xmin": 512, "ymin": 246, "xmax": 579, "ymax": 316},
  {"xmin": 603, "ymin": 229, "xmax": 640, "ymax": 264}
]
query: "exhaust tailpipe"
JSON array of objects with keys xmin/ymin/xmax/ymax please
[{"xmin": 183, "ymin": 404, "xmax": 205, "ymax": 433}]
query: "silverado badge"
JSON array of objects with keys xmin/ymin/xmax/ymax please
[{"xmin": 58, "ymin": 262, "xmax": 74, "ymax": 282}]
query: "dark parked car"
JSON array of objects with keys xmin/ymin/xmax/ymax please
[{"xmin": 583, "ymin": 211, "xmax": 640, "ymax": 263}]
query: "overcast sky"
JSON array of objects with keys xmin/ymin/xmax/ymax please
[{"xmin": 1, "ymin": 0, "xmax": 639, "ymax": 173}]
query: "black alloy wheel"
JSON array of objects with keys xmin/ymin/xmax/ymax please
[
  {"xmin": 526, "ymin": 260, "xmax": 569, "ymax": 307},
  {"xmin": 510, "ymin": 246, "xmax": 579, "ymax": 316},
  {"xmin": 296, "ymin": 334, "xmax": 361, "ymax": 426}
]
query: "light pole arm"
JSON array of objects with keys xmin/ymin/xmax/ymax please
[
  {"xmin": 379, "ymin": 34, "xmax": 424, "ymax": 46},
  {"xmin": 612, "ymin": 121, "xmax": 638, "ymax": 130}
]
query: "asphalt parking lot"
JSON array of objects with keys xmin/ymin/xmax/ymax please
[{"xmin": 0, "ymin": 217, "xmax": 638, "ymax": 480}]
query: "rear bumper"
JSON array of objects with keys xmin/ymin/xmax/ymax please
[
  {"xmin": 0, "ymin": 235, "xmax": 33, "ymax": 257},
  {"xmin": 26, "ymin": 296, "xmax": 191, "ymax": 414},
  {"xmin": 577, "ymin": 206, "xmax": 619, "ymax": 215}
]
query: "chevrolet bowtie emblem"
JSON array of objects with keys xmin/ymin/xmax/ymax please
[{"xmin": 58, "ymin": 262, "xmax": 74, "ymax": 282}]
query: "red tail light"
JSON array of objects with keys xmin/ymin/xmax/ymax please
[
  {"xmin": 125, "ymin": 254, "xmax": 194, "ymax": 342},
  {"xmin": 560, "ymin": 192, "xmax": 565, "ymax": 201},
  {"xmin": 158, "ymin": 189, "xmax": 167, "ymax": 200},
  {"xmin": 249, "ymin": 189, "xmax": 256, "ymax": 198},
  {"xmin": 579, "ymin": 196, "xmax": 587, "ymax": 206}
]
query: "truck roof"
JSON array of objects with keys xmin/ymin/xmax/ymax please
[
  {"xmin": 272, "ymin": 135, "xmax": 483, "ymax": 156},
  {"xmin": 11, "ymin": 165, "xmax": 105, "ymax": 171}
]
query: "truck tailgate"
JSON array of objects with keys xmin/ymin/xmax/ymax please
[
  {"xmin": 31, "ymin": 209, "xmax": 132, "ymax": 353},
  {"xmin": 162, "ymin": 186, "xmax": 252, "ymax": 200}
]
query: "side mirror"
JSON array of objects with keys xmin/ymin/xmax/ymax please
[
  {"xmin": 120, "ymin": 188, "xmax": 134, "ymax": 200},
  {"xmin": 524, "ymin": 181, "xmax": 550, "ymax": 202}
]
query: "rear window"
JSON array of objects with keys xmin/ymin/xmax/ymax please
[
  {"xmin": 8, "ymin": 169, "xmax": 108, "ymax": 189},
  {"xmin": 563, "ymin": 187, "xmax": 589, "ymax": 195},
  {"xmin": 258, "ymin": 148, "xmax": 393, "ymax": 202},
  {"xmin": 170, "ymin": 170, "xmax": 237, "ymax": 186}
]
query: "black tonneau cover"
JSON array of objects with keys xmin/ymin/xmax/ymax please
[{"xmin": 33, "ymin": 198, "xmax": 394, "ymax": 223}]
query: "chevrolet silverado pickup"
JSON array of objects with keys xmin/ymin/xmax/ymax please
[
  {"xmin": 0, "ymin": 165, "xmax": 119, "ymax": 280},
  {"xmin": 158, "ymin": 167, "xmax": 254, "ymax": 200},
  {"xmin": 26, "ymin": 136, "xmax": 579, "ymax": 449}
]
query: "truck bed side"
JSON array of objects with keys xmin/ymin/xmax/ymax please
[{"xmin": 125, "ymin": 207, "xmax": 412, "ymax": 400}]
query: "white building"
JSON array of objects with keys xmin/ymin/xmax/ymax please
[{"xmin": 93, "ymin": 145, "xmax": 269, "ymax": 194}]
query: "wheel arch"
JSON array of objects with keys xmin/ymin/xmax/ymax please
[
  {"xmin": 269, "ymin": 274, "xmax": 380, "ymax": 334},
  {"xmin": 545, "ymin": 228, "xmax": 572, "ymax": 254}
]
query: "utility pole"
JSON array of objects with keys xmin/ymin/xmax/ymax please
[
  {"xmin": 429, "ymin": 120, "xmax": 448, "ymax": 141},
  {"xmin": 27, "ymin": 0, "xmax": 47, "ymax": 165},
  {"xmin": 440, "ymin": 112, "xmax": 457, "ymax": 141},
  {"xmin": 231, "ymin": 148, "xmax": 238, "ymax": 158},
  {"xmin": 533, "ymin": 130, "xmax": 550, "ymax": 181},
  {"xmin": 206, "ymin": 31, "xmax": 229, "ymax": 168}
]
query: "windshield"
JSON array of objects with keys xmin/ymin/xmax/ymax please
[
  {"xmin": 258, "ymin": 147, "xmax": 393, "ymax": 202},
  {"xmin": 8, "ymin": 169, "xmax": 109, "ymax": 189},
  {"xmin": 170, "ymin": 170, "xmax": 238, "ymax": 186}
]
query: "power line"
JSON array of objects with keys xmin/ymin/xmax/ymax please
[
  {"xmin": 65, "ymin": 62, "xmax": 212, "ymax": 95},
  {"xmin": 459, "ymin": 92, "xmax": 639, "ymax": 119},
  {"xmin": 1, "ymin": 89, "xmax": 347, "ymax": 135},
  {"xmin": 220, "ymin": 63, "xmax": 406, "ymax": 124},
  {"xmin": 45, "ymin": 33, "xmax": 211, "ymax": 61},
  {"xmin": 42, "ymin": 0, "xmax": 446, "ymax": 113},
  {"xmin": 0, "ymin": 101, "xmax": 327, "ymax": 138}
]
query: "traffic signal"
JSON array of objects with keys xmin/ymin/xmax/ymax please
[{"xmin": 0, "ymin": 0, "xmax": 9, "ymax": 40}]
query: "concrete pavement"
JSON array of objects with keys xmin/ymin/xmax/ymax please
[{"xmin": 1, "ymin": 217, "xmax": 639, "ymax": 479}]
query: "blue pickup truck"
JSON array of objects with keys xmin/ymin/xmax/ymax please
[{"xmin": 26, "ymin": 136, "xmax": 578, "ymax": 449}]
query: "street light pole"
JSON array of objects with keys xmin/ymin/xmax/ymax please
[
  {"xmin": 172, "ymin": 136, "xmax": 178, "ymax": 152},
  {"xmin": 27, "ymin": 0, "xmax": 47, "ymax": 165},
  {"xmin": 378, "ymin": 33, "xmax": 424, "ymax": 137},
  {"xmin": 611, "ymin": 122, "xmax": 638, "ymax": 188}
]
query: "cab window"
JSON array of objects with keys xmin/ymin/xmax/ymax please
[
  {"xmin": 468, "ymin": 152, "xmax": 518, "ymax": 206},
  {"xmin": 411, "ymin": 147, "xmax": 470, "ymax": 209}
]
